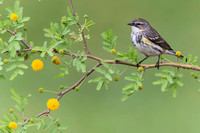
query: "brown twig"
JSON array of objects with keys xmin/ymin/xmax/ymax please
[
  {"xmin": 69, "ymin": 0, "xmax": 91, "ymax": 55},
  {"xmin": 57, "ymin": 62, "xmax": 101, "ymax": 100},
  {"xmin": 32, "ymin": 62, "xmax": 101, "ymax": 119},
  {"xmin": 7, "ymin": 30, "xmax": 32, "ymax": 50}
]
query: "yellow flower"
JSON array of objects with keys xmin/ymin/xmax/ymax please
[
  {"xmin": 31, "ymin": 59, "xmax": 44, "ymax": 71},
  {"xmin": 176, "ymin": 51, "xmax": 181, "ymax": 57},
  {"xmin": 0, "ymin": 38, "xmax": 2, "ymax": 43},
  {"xmin": 9, "ymin": 122, "xmax": 17, "ymax": 129},
  {"xmin": 110, "ymin": 49, "xmax": 116, "ymax": 54},
  {"xmin": 47, "ymin": 99, "xmax": 59, "ymax": 111},
  {"xmin": 10, "ymin": 14, "xmax": 18, "ymax": 21},
  {"xmin": 51, "ymin": 56, "xmax": 61, "ymax": 65}
]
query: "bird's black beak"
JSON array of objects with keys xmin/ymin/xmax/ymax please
[{"xmin": 128, "ymin": 22, "xmax": 134, "ymax": 26}]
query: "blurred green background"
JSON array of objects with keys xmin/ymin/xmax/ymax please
[{"xmin": 1, "ymin": 0, "xmax": 200, "ymax": 133}]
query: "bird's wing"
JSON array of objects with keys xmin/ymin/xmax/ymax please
[{"xmin": 143, "ymin": 28, "xmax": 172, "ymax": 50}]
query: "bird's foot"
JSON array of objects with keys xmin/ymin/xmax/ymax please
[
  {"xmin": 155, "ymin": 62, "xmax": 160, "ymax": 70},
  {"xmin": 136, "ymin": 63, "xmax": 140, "ymax": 68}
]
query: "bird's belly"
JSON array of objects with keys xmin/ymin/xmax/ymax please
[{"xmin": 131, "ymin": 34, "xmax": 163, "ymax": 56}]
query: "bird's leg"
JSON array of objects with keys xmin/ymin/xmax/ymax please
[
  {"xmin": 155, "ymin": 55, "xmax": 160, "ymax": 69},
  {"xmin": 136, "ymin": 56, "xmax": 148, "ymax": 68}
]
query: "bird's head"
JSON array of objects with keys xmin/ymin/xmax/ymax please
[{"xmin": 128, "ymin": 18, "xmax": 150, "ymax": 32}]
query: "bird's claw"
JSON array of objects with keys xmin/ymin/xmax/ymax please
[
  {"xmin": 136, "ymin": 63, "xmax": 140, "ymax": 68},
  {"xmin": 155, "ymin": 62, "xmax": 160, "ymax": 69}
]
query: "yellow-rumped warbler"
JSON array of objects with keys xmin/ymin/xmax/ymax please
[{"xmin": 128, "ymin": 18, "xmax": 185, "ymax": 69}]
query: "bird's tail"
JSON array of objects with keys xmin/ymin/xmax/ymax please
[{"xmin": 165, "ymin": 50, "xmax": 187, "ymax": 61}]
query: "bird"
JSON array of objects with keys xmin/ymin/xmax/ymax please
[{"xmin": 128, "ymin": 18, "xmax": 185, "ymax": 69}]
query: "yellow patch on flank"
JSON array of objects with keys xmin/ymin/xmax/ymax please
[{"xmin": 141, "ymin": 36, "xmax": 154, "ymax": 45}]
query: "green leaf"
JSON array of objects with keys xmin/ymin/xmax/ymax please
[
  {"xmin": 18, "ymin": 63, "xmax": 28, "ymax": 69},
  {"xmin": 55, "ymin": 73, "xmax": 65, "ymax": 78},
  {"xmin": 173, "ymin": 87, "xmax": 177, "ymax": 98},
  {"xmin": 177, "ymin": 73, "xmax": 183, "ymax": 78},
  {"xmin": 15, "ymin": 104, "xmax": 22, "ymax": 112},
  {"xmin": 14, "ymin": 0, "xmax": 20, "ymax": 12},
  {"xmin": 6, "ymin": 64, "xmax": 18, "ymax": 72},
  {"xmin": 34, "ymin": 46, "xmax": 46, "ymax": 51},
  {"xmin": 11, "ymin": 114, "xmax": 18, "ymax": 122},
  {"xmin": 21, "ymin": 17, "xmax": 30, "ymax": 22},
  {"xmin": 48, "ymin": 40, "xmax": 64, "ymax": 49},
  {"xmin": 187, "ymin": 55, "xmax": 192, "ymax": 63},
  {"xmin": 47, "ymin": 50, "xmax": 53, "ymax": 57},
  {"xmin": 88, "ymin": 77, "xmax": 103, "ymax": 83},
  {"xmin": 125, "ymin": 76, "xmax": 138, "ymax": 82},
  {"xmin": 0, "ymin": 74, "xmax": 5, "ymax": 80},
  {"xmin": 122, "ymin": 83, "xmax": 135, "ymax": 91},
  {"xmin": 176, "ymin": 80, "xmax": 183, "ymax": 87},
  {"xmin": 161, "ymin": 80, "xmax": 168, "ymax": 92},
  {"xmin": 166, "ymin": 75, "xmax": 173, "ymax": 84},
  {"xmin": 95, "ymin": 67, "xmax": 106, "ymax": 75},
  {"xmin": 96, "ymin": 80, "xmax": 104, "ymax": 91},
  {"xmin": 15, "ymin": 32, "xmax": 23, "ymax": 40},
  {"xmin": 152, "ymin": 79, "xmax": 164, "ymax": 85},
  {"xmin": 105, "ymin": 73, "xmax": 112, "ymax": 81},
  {"xmin": 9, "ymin": 70, "xmax": 19, "ymax": 80},
  {"xmin": 0, "ymin": 0, "xmax": 3, "ymax": 4},
  {"xmin": 10, "ymin": 47, "xmax": 16, "ymax": 57},
  {"xmin": 67, "ymin": 6, "xmax": 74, "ymax": 19},
  {"xmin": 8, "ymin": 36, "xmax": 15, "ymax": 42},
  {"xmin": 80, "ymin": 63, "xmax": 86, "ymax": 73}
]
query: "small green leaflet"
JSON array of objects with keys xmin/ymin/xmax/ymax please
[
  {"xmin": 72, "ymin": 51, "xmax": 87, "ymax": 73},
  {"xmin": 101, "ymin": 29, "xmax": 117, "ymax": 52},
  {"xmin": 153, "ymin": 69, "xmax": 184, "ymax": 97},
  {"xmin": 121, "ymin": 72, "xmax": 143, "ymax": 101}
]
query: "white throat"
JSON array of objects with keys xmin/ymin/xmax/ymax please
[{"xmin": 131, "ymin": 26, "xmax": 141, "ymax": 33}]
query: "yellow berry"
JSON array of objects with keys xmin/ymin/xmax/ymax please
[
  {"xmin": 61, "ymin": 19, "xmax": 67, "ymax": 24},
  {"xmin": 30, "ymin": 118, "xmax": 34, "ymax": 123},
  {"xmin": 59, "ymin": 49, "xmax": 64, "ymax": 54},
  {"xmin": 39, "ymin": 88, "xmax": 43, "ymax": 93},
  {"xmin": 114, "ymin": 76, "xmax": 119, "ymax": 81},
  {"xmin": 31, "ymin": 49, "xmax": 36, "ymax": 53},
  {"xmin": 60, "ymin": 85, "xmax": 64, "ymax": 89},
  {"xmin": 84, "ymin": 14, "xmax": 88, "ymax": 18},
  {"xmin": 9, "ymin": 109, "xmax": 14, "ymax": 113},
  {"xmin": 75, "ymin": 87, "xmax": 79, "ymax": 91},
  {"xmin": 3, "ymin": 59, "xmax": 8, "ymax": 64},
  {"xmin": 138, "ymin": 85, "xmax": 143, "ymax": 90},
  {"xmin": 24, "ymin": 27, "xmax": 28, "ymax": 31},
  {"xmin": 161, "ymin": 55, "xmax": 165, "ymax": 59},
  {"xmin": 0, "ymin": 38, "xmax": 2, "ymax": 43},
  {"xmin": 138, "ymin": 67, "xmax": 143, "ymax": 72},
  {"xmin": 10, "ymin": 13, "xmax": 18, "ymax": 21},
  {"xmin": 56, "ymin": 121, "xmax": 60, "ymax": 126},
  {"xmin": 176, "ymin": 51, "xmax": 181, "ymax": 57},
  {"xmin": 110, "ymin": 49, "xmax": 116, "ymax": 54},
  {"xmin": 190, "ymin": 72, "xmax": 195, "ymax": 76}
]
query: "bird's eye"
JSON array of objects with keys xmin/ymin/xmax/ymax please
[{"xmin": 136, "ymin": 23, "xmax": 142, "ymax": 26}]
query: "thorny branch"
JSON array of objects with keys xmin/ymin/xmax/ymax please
[
  {"xmin": 69, "ymin": 0, "xmax": 91, "ymax": 55},
  {"xmin": 7, "ymin": 30, "xmax": 32, "ymax": 52}
]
